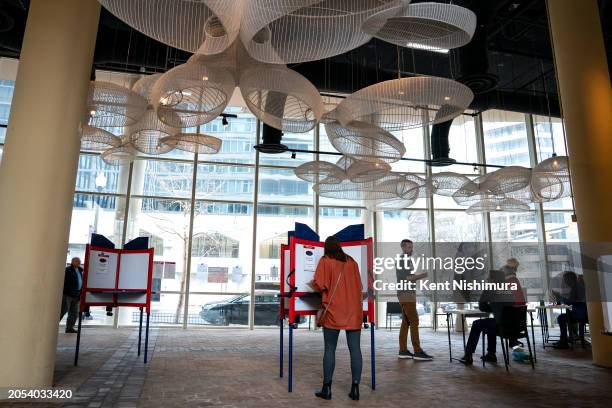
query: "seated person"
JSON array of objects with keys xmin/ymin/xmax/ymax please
[
  {"xmin": 459, "ymin": 270, "xmax": 524, "ymax": 365},
  {"xmin": 551, "ymin": 271, "xmax": 587, "ymax": 349}
]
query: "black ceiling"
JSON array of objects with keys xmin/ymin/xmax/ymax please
[{"xmin": 0, "ymin": 0, "xmax": 610, "ymax": 117}]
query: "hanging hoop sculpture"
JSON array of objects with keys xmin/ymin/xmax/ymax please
[
  {"xmin": 335, "ymin": 76, "xmax": 474, "ymax": 131},
  {"xmin": 239, "ymin": 64, "xmax": 323, "ymax": 133},
  {"xmin": 80, "ymin": 125, "xmax": 122, "ymax": 152},
  {"xmin": 151, "ymin": 56, "xmax": 237, "ymax": 128},
  {"xmin": 325, "ymin": 120, "xmax": 406, "ymax": 163},
  {"xmin": 363, "ymin": 1, "xmax": 476, "ymax": 51},
  {"xmin": 128, "ymin": 108, "xmax": 180, "ymax": 155},
  {"xmin": 531, "ymin": 155, "xmax": 571, "ymax": 201},
  {"xmin": 159, "ymin": 133, "xmax": 222, "ymax": 154},
  {"xmin": 314, "ymin": 172, "xmax": 420, "ymax": 203},
  {"xmin": 294, "ymin": 160, "xmax": 345, "ymax": 184},
  {"xmin": 430, "ymin": 172, "xmax": 471, "ymax": 196},
  {"xmin": 335, "ymin": 155, "xmax": 392, "ymax": 183},
  {"xmin": 481, "ymin": 166, "xmax": 532, "ymax": 195},
  {"xmin": 132, "ymin": 73, "xmax": 163, "ymax": 100},
  {"xmin": 87, "ymin": 81, "xmax": 148, "ymax": 128},
  {"xmin": 101, "ymin": 143, "xmax": 137, "ymax": 166},
  {"xmin": 240, "ymin": 0, "xmax": 402, "ymax": 64},
  {"xmin": 466, "ymin": 197, "xmax": 530, "ymax": 214},
  {"xmin": 98, "ymin": 0, "xmax": 241, "ymax": 55},
  {"xmin": 452, "ymin": 176, "xmax": 500, "ymax": 206}
]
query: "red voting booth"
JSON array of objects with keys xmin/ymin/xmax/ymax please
[
  {"xmin": 75, "ymin": 244, "xmax": 155, "ymax": 365},
  {"xmin": 279, "ymin": 236, "xmax": 376, "ymax": 392}
]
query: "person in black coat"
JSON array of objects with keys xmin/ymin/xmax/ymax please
[{"xmin": 60, "ymin": 257, "xmax": 83, "ymax": 333}]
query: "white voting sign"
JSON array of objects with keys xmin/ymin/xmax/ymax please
[
  {"xmin": 87, "ymin": 249, "xmax": 119, "ymax": 289},
  {"xmin": 294, "ymin": 243, "xmax": 324, "ymax": 292}
]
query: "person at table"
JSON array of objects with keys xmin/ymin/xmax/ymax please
[
  {"xmin": 60, "ymin": 257, "xmax": 83, "ymax": 334},
  {"xmin": 396, "ymin": 239, "xmax": 433, "ymax": 361},
  {"xmin": 501, "ymin": 258, "xmax": 527, "ymax": 348},
  {"xmin": 551, "ymin": 271, "xmax": 587, "ymax": 349},
  {"xmin": 459, "ymin": 269, "xmax": 522, "ymax": 365},
  {"xmin": 310, "ymin": 236, "xmax": 363, "ymax": 401}
]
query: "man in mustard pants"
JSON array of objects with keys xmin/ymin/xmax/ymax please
[{"xmin": 397, "ymin": 239, "xmax": 433, "ymax": 360}]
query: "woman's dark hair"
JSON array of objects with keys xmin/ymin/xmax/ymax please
[{"xmin": 324, "ymin": 236, "xmax": 347, "ymax": 262}]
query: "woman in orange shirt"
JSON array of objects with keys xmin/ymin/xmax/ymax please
[{"xmin": 310, "ymin": 236, "xmax": 363, "ymax": 401}]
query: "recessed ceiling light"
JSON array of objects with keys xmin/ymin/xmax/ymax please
[
  {"xmin": 398, "ymin": 90, "xmax": 405, "ymax": 95},
  {"xmin": 90, "ymin": 109, "xmax": 96, "ymax": 116},
  {"xmin": 444, "ymin": 96, "xmax": 451, "ymax": 101},
  {"xmin": 202, "ymin": 75, "xmax": 209, "ymax": 81},
  {"xmin": 405, "ymin": 42, "xmax": 449, "ymax": 54}
]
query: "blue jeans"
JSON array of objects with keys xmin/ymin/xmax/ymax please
[{"xmin": 323, "ymin": 328, "xmax": 362, "ymax": 384}]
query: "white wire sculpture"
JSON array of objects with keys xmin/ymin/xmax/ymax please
[
  {"xmin": 98, "ymin": 0, "xmax": 241, "ymax": 55},
  {"xmin": 87, "ymin": 81, "xmax": 148, "ymax": 128},
  {"xmin": 132, "ymin": 73, "xmax": 163, "ymax": 100},
  {"xmin": 482, "ymin": 166, "xmax": 532, "ymax": 195},
  {"xmin": 80, "ymin": 125, "xmax": 122, "ymax": 152},
  {"xmin": 334, "ymin": 76, "xmax": 474, "ymax": 131},
  {"xmin": 240, "ymin": 0, "xmax": 402, "ymax": 64},
  {"xmin": 294, "ymin": 160, "xmax": 346, "ymax": 184},
  {"xmin": 335, "ymin": 155, "xmax": 392, "ymax": 183},
  {"xmin": 531, "ymin": 155, "xmax": 571, "ymax": 201},
  {"xmin": 430, "ymin": 172, "xmax": 471, "ymax": 196},
  {"xmin": 466, "ymin": 197, "xmax": 530, "ymax": 214},
  {"xmin": 325, "ymin": 120, "xmax": 406, "ymax": 163},
  {"xmin": 363, "ymin": 1, "xmax": 476, "ymax": 51},
  {"xmin": 239, "ymin": 63, "xmax": 323, "ymax": 133},
  {"xmin": 128, "ymin": 108, "xmax": 179, "ymax": 155},
  {"xmin": 314, "ymin": 172, "xmax": 419, "ymax": 202},
  {"xmin": 159, "ymin": 133, "xmax": 222, "ymax": 154},
  {"xmin": 152, "ymin": 54, "xmax": 237, "ymax": 128},
  {"xmin": 101, "ymin": 143, "xmax": 137, "ymax": 166}
]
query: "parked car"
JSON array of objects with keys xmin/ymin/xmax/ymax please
[{"xmin": 200, "ymin": 291, "xmax": 280, "ymax": 326}]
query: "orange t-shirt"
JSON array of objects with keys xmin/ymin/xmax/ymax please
[{"xmin": 313, "ymin": 255, "xmax": 363, "ymax": 330}]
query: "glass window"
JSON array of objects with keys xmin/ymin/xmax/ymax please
[
  {"xmin": 68, "ymin": 193, "xmax": 126, "ymax": 262},
  {"xmin": 482, "ymin": 110, "xmax": 531, "ymax": 168},
  {"xmin": 318, "ymin": 206, "xmax": 365, "ymax": 240},
  {"xmin": 195, "ymin": 162, "xmax": 254, "ymax": 202},
  {"xmin": 259, "ymin": 128, "xmax": 315, "ymax": 167},
  {"xmin": 189, "ymin": 202, "xmax": 254, "ymax": 293},
  {"xmin": 256, "ymin": 204, "xmax": 314, "ymax": 287},
  {"xmin": 434, "ymin": 211, "xmax": 485, "ymax": 242},
  {"xmin": 199, "ymin": 110, "xmax": 257, "ymax": 164},
  {"xmin": 379, "ymin": 210, "xmax": 430, "ymax": 243},
  {"xmin": 125, "ymin": 197, "xmax": 191, "ymax": 292},
  {"xmin": 133, "ymin": 159, "xmax": 194, "ymax": 198},
  {"xmin": 431, "ymin": 114, "xmax": 479, "ymax": 174},
  {"xmin": 75, "ymin": 153, "xmax": 130, "ymax": 194},
  {"xmin": 258, "ymin": 167, "xmax": 313, "ymax": 205}
]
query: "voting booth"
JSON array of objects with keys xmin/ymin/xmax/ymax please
[
  {"xmin": 278, "ymin": 224, "xmax": 376, "ymax": 392},
  {"xmin": 74, "ymin": 236, "xmax": 155, "ymax": 365}
]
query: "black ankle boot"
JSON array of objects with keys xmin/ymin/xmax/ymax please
[
  {"xmin": 348, "ymin": 381, "xmax": 359, "ymax": 401},
  {"xmin": 315, "ymin": 383, "xmax": 332, "ymax": 400}
]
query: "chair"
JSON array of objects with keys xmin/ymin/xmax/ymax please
[
  {"xmin": 496, "ymin": 305, "xmax": 535, "ymax": 371},
  {"xmin": 386, "ymin": 302, "xmax": 403, "ymax": 330}
]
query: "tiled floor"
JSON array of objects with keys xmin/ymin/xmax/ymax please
[{"xmin": 2, "ymin": 326, "xmax": 610, "ymax": 407}]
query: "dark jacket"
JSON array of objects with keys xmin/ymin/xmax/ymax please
[
  {"xmin": 63, "ymin": 266, "xmax": 83, "ymax": 298},
  {"xmin": 478, "ymin": 286, "xmax": 516, "ymax": 326}
]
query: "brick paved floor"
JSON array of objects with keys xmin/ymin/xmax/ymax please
[{"xmin": 2, "ymin": 326, "xmax": 610, "ymax": 407}]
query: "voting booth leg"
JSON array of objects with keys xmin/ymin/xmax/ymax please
[
  {"xmin": 279, "ymin": 319, "xmax": 284, "ymax": 378},
  {"xmin": 144, "ymin": 312, "xmax": 150, "ymax": 364},
  {"xmin": 370, "ymin": 323, "xmax": 376, "ymax": 390},
  {"xmin": 138, "ymin": 308, "xmax": 143, "ymax": 357},
  {"xmin": 74, "ymin": 312, "xmax": 83, "ymax": 367},
  {"xmin": 288, "ymin": 323, "xmax": 294, "ymax": 392}
]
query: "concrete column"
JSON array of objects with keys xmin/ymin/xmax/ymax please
[
  {"xmin": 0, "ymin": 0, "xmax": 100, "ymax": 387},
  {"xmin": 547, "ymin": 0, "xmax": 612, "ymax": 366}
]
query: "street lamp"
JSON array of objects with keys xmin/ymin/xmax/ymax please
[{"xmin": 93, "ymin": 172, "xmax": 107, "ymax": 233}]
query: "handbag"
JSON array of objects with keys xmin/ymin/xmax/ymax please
[{"xmin": 316, "ymin": 263, "xmax": 345, "ymax": 327}]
